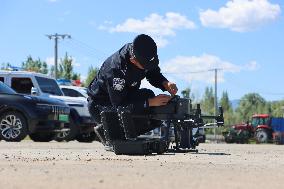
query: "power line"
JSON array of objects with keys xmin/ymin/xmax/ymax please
[
  {"xmin": 225, "ymin": 74, "xmax": 284, "ymax": 96},
  {"xmin": 61, "ymin": 38, "xmax": 108, "ymax": 67},
  {"xmin": 63, "ymin": 40, "xmax": 99, "ymax": 58},
  {"xmin": 162, "ymin": 68, "xmax": 223, "ymax": 74},
  {"xmin": 71, "ymin": 37, "xmax": 109, "ymax": 57},
  {"xmin": 163, "ymin": 69, "xmax": 213, "ymax": 74}
]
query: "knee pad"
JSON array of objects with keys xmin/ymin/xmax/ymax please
[
  {"xmin": 100, "ymin": 107, "xmax": 125, "ymax": 141},
  {"xmin": 117, "ymin": 106, "xmax": 137, "ymax": 140},
  {"xmin": 88, "ymin": 102, "xmax": 102, "ymax": 124}
]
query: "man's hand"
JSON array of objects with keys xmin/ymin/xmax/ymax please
[
  {"xmin": 163, "ymin": 81, "xmax": 178, "ymax": 95},
  {"xmin": 148, "ymin": 94, "xmax": 171, "ymax": 107}
]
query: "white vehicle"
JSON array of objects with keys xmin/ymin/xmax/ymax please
[
  {"xmin": 0, "ymin": 71, "xmax": 96, "ymax": 142},
  {"xmin": 60, "ymin": 85, "xmax": 88, "ymax": 98}
]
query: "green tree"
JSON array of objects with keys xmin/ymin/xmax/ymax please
[
  {"xmin": 22, "ymin": 56, "xmax": 48, "ymax": 74},
  {"xmin": 201, "ymin": 87, "xmax": 215, "ymax": 115},
  {"xmin": 1, "ymin": 62, "xmax": 12, "ymax": 70},
  {"xmin": 220, "ymin": 91, "xmax": 236, "ymax": 126},
  {"xmin": 50, "ymin": 53, "xmax": 80, "ymax": 81},
  {"xmin": 49, "ymin": 66, "xmax": 55, "ymax": 78},
  {"xmin": 60, "ymin": 53, "xmax": 73, "ymax": 79},
  {"xmin": 235, "ymin": 93, "xmax": 268, "ymax": 123},
  {"xmin": 181, "ymin": 87, "xmax": 195, "ymax": 102},
  {"xmin": 42, "ymin": 62, "xmax": 48, "ymax": 74},
  {"xmin": 72, "ymin": 73, "xmax": 81, "ymax": 81},
  {"xmin": 85, "ymin": 66, "xmax": 99, "ymax": 86},
  {"xmin": 181, "ymin": 88, "xmax": 190, "ymax": 98},
  {"xmin": 270, "ymin": 100, "xmax": 284, "ymax": 117}
]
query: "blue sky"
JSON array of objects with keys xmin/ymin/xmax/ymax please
[{"xmin": 1, "ymin": 0, "xmax": 284, "ymax": 101}]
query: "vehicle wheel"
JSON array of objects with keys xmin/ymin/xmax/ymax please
[
  {"xmin": 29, "ymin": 132, "xmax": 55, "ymax": 142},
  {"xmin": 224, "ymin": 133, "xmax": 235, "ymax": 143},
  {"xmin": 54, "ymin": 116, "xmax": 78, "ymax": 142},
  {"xmin": 255, "ymin": 129, "xmax": 270, "ymax": 143},
  {"xmin": 0, "ymin": 111, "xmax": 28, "ymax": 142},
  {"xmin": 201, "ymin": 135, "xmax": 206, "ymax": 143},
  {"xmin": 155, "ymin": 141, "xmax": 168, "ymax": 155},
  {"xmin": 76, "ymin": 132, "xmax": 97, "ymax": 143}
]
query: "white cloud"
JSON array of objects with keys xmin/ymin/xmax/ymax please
[
  {"xmin": 199, "ymin": 0, "xmax": 281, "ymax": 32},
  {"xmin": 161, "ymin": 54, "xmax": 260, "ymax": 83},
  {"xmin": 48, "ymin": 0, "xmax": 58, "ymax": 2},
  {"xmin": 99, "ymin": 12, "xmax": 196, "ymax": 47}
]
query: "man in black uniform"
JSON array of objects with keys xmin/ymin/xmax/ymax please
[{"xmin": 87, "ymin": 34, "xmax": 178, "ymax": 146}]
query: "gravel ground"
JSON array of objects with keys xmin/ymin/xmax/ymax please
[{"xmin": 0, "ymin": 141, "xmax": 284, "ymax": 189}]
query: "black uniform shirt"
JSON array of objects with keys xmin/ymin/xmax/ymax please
[{"xmin": 88, "ymin": 43, "xmax": 168, "ymax": 110}]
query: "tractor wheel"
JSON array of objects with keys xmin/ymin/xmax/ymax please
[
  {"xmin": 224, "ymin": 132, "xmax": 236, "ymax": 143},
  {"xmin": 255, "ymin": 129, "xmax": 270, "ymax": 143}
]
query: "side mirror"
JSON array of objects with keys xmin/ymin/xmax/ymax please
[{"xmin": 31, "ymin": 87, "xmax": 39, "ymax": 96}]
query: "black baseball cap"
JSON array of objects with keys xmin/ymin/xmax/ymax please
[{"xmin": 132, "ymin": 34, "xmax": 159, "ymax": 71}]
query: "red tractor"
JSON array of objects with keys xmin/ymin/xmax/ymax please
[
  {"xmin": 252, "ymin": 114, "xmax": 273, "ymax": 143},
  {"xmin": 224, "ymin": 114, "xmax": 284, "ymax": 143},
  {"xmin": 223, "ymin": 121, "xmax": 254, "ymax": 144}
]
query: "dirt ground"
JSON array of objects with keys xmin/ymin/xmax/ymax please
[{"xmin": 0, "ymin": 141, "xmax": 284, "ymax": 189}]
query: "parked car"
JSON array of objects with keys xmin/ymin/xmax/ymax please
[
  {"xmin": 60, "ymin": 85, "xmax": 97, "ymax": 142},
  {"xmin": 0, "ymin": 71, "xmax": 96, "ymax": 142},
  {"xmin": 0, "ymin": 81, "xmax": 70, "ymax": 142},
  {"xmin": 194, "ymin": 128, "xmax": 206, "ymax": 143}
]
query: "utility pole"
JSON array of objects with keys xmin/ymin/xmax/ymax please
[
  {"xmin": 214, "ymin": 68, "xmax": 218, "ymax": 141},
  {"xmin": 208, "ymin": 68, "xmax": 219, "ymax": 141},
  {"xmin": 46, "ymin": 33, "xmax": 71, "ymax": 79}
]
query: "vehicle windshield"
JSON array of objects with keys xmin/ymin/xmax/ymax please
[
  {"xmin": 251, "ymin": 117, "xmax": 270, "ymax": 128},
  {"xmin": 35, "ymin": 76, "xmax": 63, "ymax": 96},
  {"xmin": 79, "ymin": 88, "xmax": 88, "ymax": 96},
  {"xmin": 0, "ymin": 82, "xmax": 17, "ymax": 94}
]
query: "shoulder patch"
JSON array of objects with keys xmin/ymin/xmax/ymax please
[{"xmin": 113, "ymin": 78, "xmax": 125, "ymax": 91}]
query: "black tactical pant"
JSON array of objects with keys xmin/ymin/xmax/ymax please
[{"xmin": 88, "ymin": 88, "xmax": 161, "ymax": 136}]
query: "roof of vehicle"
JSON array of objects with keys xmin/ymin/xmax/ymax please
[
  {"xmin": 59, "ymin": 85, "xmax": 86, "ymax": 90},
  {"xmin": 252, "ymin": 114, "xmax": 270, "ymax": 118},
  {"xmin": 0, "ymin": 70, "xmax": 53, "ymax": 79}
]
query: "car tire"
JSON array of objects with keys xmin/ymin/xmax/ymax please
[
  {"xmin": 54, "ymin": 116, "xmax": 78, "ymax": 142},
  {"xmin": 200, "ymin": 135, "xmax": 206, "ymax": 143},
  {"xmin": 29, "ymin": 132, "xmax": 55, "ymax": 142},
  {"xmin": 76, "ymin": 132, "xmax": 97, "ymax": 143},
  {"xmin": 0, "ymin": 111, "xmax": 28, "ymax": 142}
]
